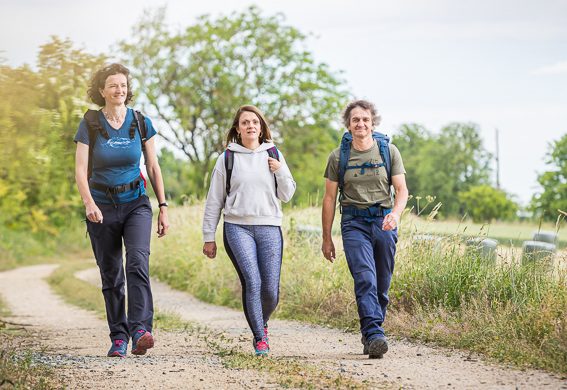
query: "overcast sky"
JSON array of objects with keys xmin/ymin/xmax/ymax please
[{"xmin": 1, "ymin": 0, "xmax": 566, "ymax": 205}]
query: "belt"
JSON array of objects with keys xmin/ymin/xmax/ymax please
[
  {"xmin": 341, "ymin": 204, "xmax": 392, "ymax": 217},
  {"xmin": 90, "ymin": 178, "xmax": 141, "ymax": 195}
]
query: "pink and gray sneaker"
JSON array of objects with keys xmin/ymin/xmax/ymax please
[
  {"xmin": 131, "ymin": 329, "xmax": 154, "ymax": 355},
  {"xmin": 263, "ymin": 323, "xmax": 269, "ymax": 343},
  {"xmin": 253, "ymin": 336, "xmax": 269, "ymax": 356},
  {"xmin": 107, "ymin": 339, "xmax": 128, "ymax": 358}
]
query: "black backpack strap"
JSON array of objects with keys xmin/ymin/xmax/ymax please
[
  {"xmin": 224, "ymin": 149, "xmax": 234, "ymax": 196},
  {"xmin": 84, "ymin": 109, "xmax": 108, "ymax": 180},
  {"xmin": 267, "ymin": 146, "xmax": 280, "ymax": 194},
  {"xmin": 133, "ymin": 110, "xmax": 147, "ymax": 152}
]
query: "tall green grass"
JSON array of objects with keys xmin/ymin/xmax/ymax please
[
  {"xmin": 151, "ymin": 204, "xmax": 567, "ymax": 374},
  {"xmin": 0, "ymin": 222, "xmax": 90, "ymax": 271}
]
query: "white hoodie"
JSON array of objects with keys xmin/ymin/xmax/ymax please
[{"xmin": 202, "ymin": 142, "xmax": 296, "ymax": 242}]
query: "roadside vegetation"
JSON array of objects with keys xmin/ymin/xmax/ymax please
[
  {"xmin": 0, "ymin": 298, "xmax": 61, "ymax": 390},
  {"xmin": 150, "ymin": 204, "xmax": 567, "ymax": 374},
  {"xmin": 0, "ymin": 223, "xmax": 90, "ymax": 272}
]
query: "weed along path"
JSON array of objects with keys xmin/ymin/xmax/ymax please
[{"xmin": 0, "ymin": 264, "xmax": 565, "ymax": 389}]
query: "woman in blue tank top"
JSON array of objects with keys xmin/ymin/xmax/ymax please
[{"xmin": 74, "ymin": 63, "xmax": 169, "ymax": 358}]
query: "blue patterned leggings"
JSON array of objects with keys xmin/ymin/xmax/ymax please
[{"xmin": 223, "ymin": 222, "xmax": 283, "ymax": 341}]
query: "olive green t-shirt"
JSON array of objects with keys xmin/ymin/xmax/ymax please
[{"xmin": 324, "ymin": 142, "xmax": 405, "ymax": 209}]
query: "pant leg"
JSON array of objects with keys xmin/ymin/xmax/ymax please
[
  {"xmin": 341, "ymin": 217, "xmax": 384, "ymax": 340},
  {"xmin": 254, "ymin": 225, "xmax": 283, "ymax": 325},
  {"xmin": 87, "ymin": 204, "xmax": 128, "ymax": 342},
  {"xmin": 122, "ymin": 196, "xmax": 154, "ymax": 336},
  {"xmin": 371, "ymin": 221, "xmax": 397, "ymax": 326},
  {"xmin": 223, "ymin": 222, "xmax": 264, "ymax": 340}
]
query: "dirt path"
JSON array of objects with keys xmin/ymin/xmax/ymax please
[
  {"xmin": 0, "ymin": 265, "xmax": 275, "ymax": 389},
  {"xmin": 1, "ymin": 264, "xmax": 566, "ymax": 389}
]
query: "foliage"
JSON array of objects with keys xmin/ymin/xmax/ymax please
[
  {"xmin": 120, "ymin": 6, "xmax": 348, "ymax": 203},
  {"xmin": 458, "ymin": 185, "xmax": 518, "ymax": 223},
  {"xmin": 150, "ymin": 204, "xmax": 567, "ymax": 374},
  {"xmin": 531, "ymin": 133, "xmax": 567, "ymax": 220},
  {"xmin": 155, "ymin": 149, "xmax": 193, "ymax": 204},
  {"xmin": 0, "ymin": 37, "xmax": 105, "ymax": 233},
  {"xmin": 0, "ymin": 336, "xmax": 60, "ymax": 390},
  {"xmin": 395, "ymin": 122, "xmax": 492, "ymax": 217}
]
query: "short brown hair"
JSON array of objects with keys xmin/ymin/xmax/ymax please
[
  {"xmin": 87, "ymin": 63, "xmax": 134, "ymax": 106},
  {"xmin": 342, "ymin": 100, "xmax": 381, "ymax": 128},
  {"xmin": 226, "ymin": 105, "xmax": 273, "ymax": 146}
]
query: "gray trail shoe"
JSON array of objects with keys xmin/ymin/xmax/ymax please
[
  {"xmin": 361, "ymin": 335, "xmax": 369, "ymax": 355},
  {"xmin": 368, "ymin": 336, "xmax": 388, "ymax": 359}
]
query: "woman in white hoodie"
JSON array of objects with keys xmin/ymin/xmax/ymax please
[{"xmin": 202, "ymin": 105, "xmax": 296, "ymax": 356}]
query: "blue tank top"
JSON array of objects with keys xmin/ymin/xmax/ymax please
[{"xmin": 74, "ymin": 108, "xmax": 157, "ymax": 204}]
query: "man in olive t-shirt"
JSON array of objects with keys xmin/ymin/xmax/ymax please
[{"xmin": 321, "ymin": 100, "xmax": 408, "ymax": 359}]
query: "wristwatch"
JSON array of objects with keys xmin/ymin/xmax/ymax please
[{"xmin": 158, "ymin": 202, "xmax": 168, "ymax": 208}]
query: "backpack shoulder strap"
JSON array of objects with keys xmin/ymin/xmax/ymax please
[
  {"xmin": 224, "ymin": 149, "xmax": 234, "ymax": 196},
  {"xmin": 372, "ymin": 131, "xmax": 392, "ymax": 186},
  {"xmin": 267, "ymin": 145, "xmax": 280, "ymax": 193},
  {"xmin": 338, "ymin": 132, "xmax": 353, "ymax": 195},
  {"xmin": 133, "ymin": 110, "xmax": 148, "ymax": 152},
  {"xmin": 267, "ymin": 145, "xmax": 279, "ymax": 160},
  {"xmin": 84, "ymin": 109, "xmax": 107, "ymax": 180}
]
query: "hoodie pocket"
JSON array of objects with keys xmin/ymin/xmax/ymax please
[{"xmin": 226, "ymin": 191, "xmax": 281, "ymax": 218}]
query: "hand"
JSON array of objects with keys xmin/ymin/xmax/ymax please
[
  {"xmin": 85, "ymin": 202, "xmax": 103, "ymax": 223},
  {"xmin": 157, "ymin": 208, "xmax": 169, "ymax": 237},
  {"xmin": 203, "ymin": 242, "xmax": 217, "ymax": 259},
  {"xmin": 268, "ymin": 157, "xmax": 281, "ymax": 173},
  {"xmin": 382, "ymin": 212, "xmax": 399, "ymax": 231},
  {"xmin": 321, "ymin": 238, "xmax": 336, "ymax": 263}
]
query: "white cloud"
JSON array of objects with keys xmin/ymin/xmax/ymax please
[{"xmin": 532, "ymin": 61, "xmax": 567, "ymax": 75}]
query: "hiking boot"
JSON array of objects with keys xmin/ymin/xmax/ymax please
[
  {"xmin": 361, "ymin": 335, "xmax": 369, "ymax": 355},
  {"xmin": 131, "ymin": 329, "xmax": 154, "ymax": 356},
  {"xmin": 368, "ymin": 336, "xmax": 388, "ymax": 359},
  {"xmin": 107, "ymin": 339, "xmax": 128, "ymax": 358},
  {"xmin": 253, "ymin": 336, "xmax": 269, "ymax": 356}
]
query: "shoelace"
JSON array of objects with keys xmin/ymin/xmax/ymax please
[{"xmin": 114, "ymin": 339, "xmax": 125, "ymax": 347}]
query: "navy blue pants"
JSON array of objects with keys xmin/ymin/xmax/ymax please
[
  {"xmin": 341, "ymin": 215, "xmax": 397, "ymax": 341},
  {"xmin": 86, "ymin": 195, "xmax": 153, "ymax": 342}
]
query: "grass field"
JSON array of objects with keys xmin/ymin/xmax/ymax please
[
  {"xmin": 150, "ymin": 203, "xmax": 567, "ymax": 374},
  {"xmin": 409, "ymin": 215, "xmax": 566, "ymax": 248}
]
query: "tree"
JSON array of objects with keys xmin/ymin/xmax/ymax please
[
  {"xmin": 458, "ymin": 185, "xmax": 518, "ymax": 223},
  {"xmin": 531, "ymin": 133, "xmax": 567, "ymax": 220},
  {"xmin": 393, "ymin": 123, "xmax": 434, "ymax": 203},
  {"xmin": 120, "ymin": 6, "xmax": 348, "ymax": 202},
  {"xmin": 0, "ymin": 37, "xmax": 105, "ymax": 233},
  {"xmin": 394, "ymin": 122, "xmax": 492, "ymax": 217}
]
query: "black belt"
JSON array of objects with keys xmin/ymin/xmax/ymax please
[
  {"xmin": 90, "ymin": 178, "xmax": 141, "ymax": 195},
  {"xmin": 341, "ymin": 204, "xmax": 392, "ymax": 217}
]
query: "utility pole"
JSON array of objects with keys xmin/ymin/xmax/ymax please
[{"xmin": 495, "ymin": 128, "xmax": 500, "ymax": 189}]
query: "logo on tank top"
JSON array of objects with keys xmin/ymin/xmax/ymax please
[{"xmin": 105, "ymin": 138, "xmax": 136, "ymax": 149}]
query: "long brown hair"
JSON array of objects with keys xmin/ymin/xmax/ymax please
[{"xmin": 226, "ymin": 105, "xmax": 272, "ymax": 146}]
